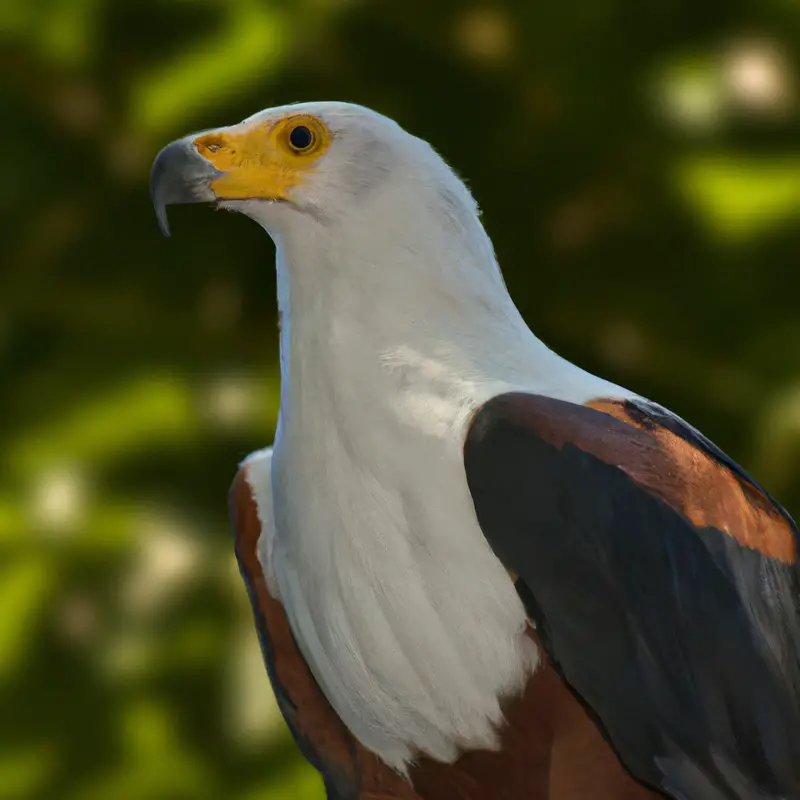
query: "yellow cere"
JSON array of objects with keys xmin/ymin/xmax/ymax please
[{"xmin": 193, "ymin": 113, "xmax": 332, "ymax": 201}]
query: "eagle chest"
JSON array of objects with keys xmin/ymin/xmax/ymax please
[{"xmin": 233, "ymin": 455, "xmax": 662, "ymax": 800}]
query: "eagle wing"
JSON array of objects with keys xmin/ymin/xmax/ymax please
[{"xmin": 463, "ymin": 393, "xmax": 800, "ymax": 800}]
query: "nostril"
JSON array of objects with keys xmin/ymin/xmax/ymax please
[{"xmin": 195, "ymin": 134, "xmax": 226, "ymax": 153}]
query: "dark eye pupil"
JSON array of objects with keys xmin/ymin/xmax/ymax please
[{"xmin": 289, "ymin": 125, "xmax": 313, "ymax": 150}]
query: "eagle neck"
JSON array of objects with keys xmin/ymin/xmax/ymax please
[{"xmin": 272, "ymin": 224, "xmax": 557, "ymax": 435}]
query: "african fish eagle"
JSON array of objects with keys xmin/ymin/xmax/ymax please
[{"xmin": 150, "ymin": 102, "xmax": 800, "ymax": 800}]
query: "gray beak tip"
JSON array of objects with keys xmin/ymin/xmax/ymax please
[
  {"xmin": 150, "ymin": 137, "xmax": 219, "ymax": 238},
  {"xmin": 155, "ymin": 205, "xmax": 171, "ymax": 238}
]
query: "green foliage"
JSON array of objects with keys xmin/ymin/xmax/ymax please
[
  {"xmin": 131, "ymin": 1, "xmax": 291, "ymax": 137},
  {"xmin": 678, "ymin": 155, "xmax": 800, "ymax": 241},
  {"xmin": 1, "ymin": 0, "xmax": 800, "ymax": 797}
]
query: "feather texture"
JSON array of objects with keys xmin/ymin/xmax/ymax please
[{"xmin": 464, "ymin": 392, "xmax": 800, "ymax": 800}]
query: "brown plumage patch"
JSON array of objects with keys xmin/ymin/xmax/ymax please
[
  {"xmin": 490, "ymin": 394, "xmax": 796, "ymax": 564},
  {"xmin": 231, "ymin": 466, "xmax": 662, "ymax": 799},
  {"xmin": 586, "ymin": 398, "xmax": 797, "ymax": 564}
]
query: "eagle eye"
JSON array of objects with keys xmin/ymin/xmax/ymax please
[{"xmin": 288, "ymin": 125, "xmax": 315, "ymax": 152}]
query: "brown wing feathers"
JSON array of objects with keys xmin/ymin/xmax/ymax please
[
  {"xmin": 464, "ymin": 392, "xmax": 800, "ymax": 799},
  {"xmin": 484, "ymin": 393, "xmax": 797, "ymax": 565},
  {"xmin": 587, "ymin": 398, "xmax": 797, "ymax": 563}
]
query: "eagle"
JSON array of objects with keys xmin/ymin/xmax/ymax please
[{"xmin": 151, "ymin": 102, "xmax": 800, "ymax": 800}]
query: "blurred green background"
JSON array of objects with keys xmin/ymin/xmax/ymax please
[{"xmin": 2, "ymin": 0, "xmax": 800, "ymax": 798}]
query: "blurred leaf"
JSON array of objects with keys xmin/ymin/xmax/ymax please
[
  {"xmin": 653, "ymin": 54, "xmax": 725, "ymax": 132},
  {"xmin": 0, "ymin": 0, "xmax": 27, "ymax": 37},
  {"xmin": 37, "ymin": 0, "xmax": 102, "ymax": 67},
  {"xmin": 0, "ymin": 497, "xmax": 27, "ymax": 544},
  {"xmin": 0, "ymin": 0, "xmax": 101, "ymax": 67},
  {"xmin": 74, "ymin": 700, "xmax": 217, "ymax": 800},
  {"xmin": 753, "ymin": 382, "xmax": 800, "ymax": 491},
  {"xmin": 0, "ymin": 746, "xmax": 57, "ymax": 800},
  {"xmin": 130, "ymin": 0, "xmax": 289, "ymax": 138},
  {"xmin": 8, "ymin": 375, "xmax": 197, "ymax": 478},
  {"xmin": 676, "ymin": 155, "xmax": 800, "ymax": 241},
  {"xmin": 7, "ymin": 371, "xmax": 280, "ymax": 480},
  {"xmin": 0, "ymin": 557, "xmax": 52, "ymax": 680},
  {"xmin": 241, "ymin": 760, "xmax": 323, "ymax": 800}
]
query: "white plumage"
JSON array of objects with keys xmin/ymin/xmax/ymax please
[{"xmin": 226, "ymin": 103, "xmax": 636, "ymax": 772}]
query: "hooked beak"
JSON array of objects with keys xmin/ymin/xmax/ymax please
[{"xmin": 149, "ymin": 135, "xmax": 222, "ymax": 237}]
